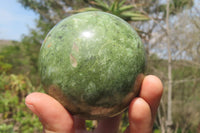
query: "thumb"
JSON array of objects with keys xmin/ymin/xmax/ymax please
[{"xmin": 25, "ymin": 92, "xmax": 74, "ymax": 133}]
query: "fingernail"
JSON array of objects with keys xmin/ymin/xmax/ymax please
[{"xmin": 25, "ymin": 103, "xmax": 40, "ymax": 117}]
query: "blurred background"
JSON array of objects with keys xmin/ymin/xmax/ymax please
[{"xmin": 0, "ymin": 0, "xmax": 200, "ymax": 132}]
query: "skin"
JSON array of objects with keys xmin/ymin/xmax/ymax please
[{"xmin": 25, "ymin": 75, "xmax": 163, "ymax": 133}]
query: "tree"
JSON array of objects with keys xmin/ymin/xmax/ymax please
[
  {"xmin": 170, "ymin": 8, "xmax": 200, "ymax": 133},
  {"xmin": 166, "ymin": 0, "xmax": 173, "ymax": 132},
  {"xmin": 74, "ymin": 0, "xmax": 149, "ymax": 21},
  {"xmin": 146, "ymin": 1, "xmax": 200, "ymax": 132}
]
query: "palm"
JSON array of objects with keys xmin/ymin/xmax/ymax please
[{"xmin": 73, "ymin": 115, "xmax": 121, "ymax": 133}]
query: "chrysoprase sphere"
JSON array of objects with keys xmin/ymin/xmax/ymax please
[{"xmin": 39, "ymin": 11, "xmax": 145, "ymax": 119}]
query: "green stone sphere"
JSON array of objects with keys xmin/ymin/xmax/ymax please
[{"xmin": 39, "ymin": 11, "xmax": 146, "ymax": 119}]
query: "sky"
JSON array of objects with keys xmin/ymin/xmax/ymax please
[
  {"xmin": 0, "ymin": 0, "xmax": 199, "ymax": 41},
  {"xmin": 0, "ymin": 0, "xmax": 38, "ymax": 41}
]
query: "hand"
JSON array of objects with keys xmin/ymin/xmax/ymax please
[{"xmin": 25, "ymin": 75, "xmax": 163, "ymax": 133}]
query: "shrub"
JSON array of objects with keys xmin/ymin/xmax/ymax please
[{"xmin": 0, "ymin": 73, "xmax": 43, "ymax": 133}]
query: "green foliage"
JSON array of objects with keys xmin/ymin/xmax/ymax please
[
  {"xmin": 120, "ymin": 111, "xmax": 129, "ymax": 132},
  {"xmin": 0, "ymin": 124, "xmax": 14, "ymax": 133},
  {"xmin": 0, "ymin": 55, "xmax": 12, "ymax": 73},
  {"xmin": 0, "ymin": 73, "xmax": 43, "ymax": 132},
  {"xmin": 18, "ymin": 0, "xmax": 88, "ymax": 24},
  {"xmin": 147, "ymin": 54, "xmax": 200, "ymax": 132},
  {"xmin": 0, "ymin": 45, "xmax": 24, "ymax": 74},
  {"xmin": 85, "ymin": 120, "xmax": 95, "ymax": 131},
  {"xmin": 171, "ymin": 61, "xmax": 200, "ymax": 132},
  {"xmin": 158, "ymin": 0, "xmax": 194, "ymax": 15},
  {"xmin": 153, "ymin": 129, "xmax": 161, "ymax": 133},
  {"xmin": 75, "ymin": 0, "xmax": 149, "ymax": 21}
]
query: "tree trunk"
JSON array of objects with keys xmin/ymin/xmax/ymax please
[{"xmin": 166, "ymin": 0, "xmax": 173, "ymax": 132}]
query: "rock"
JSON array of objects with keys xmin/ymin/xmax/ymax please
[{"xmin": 39, "ymin": 11, "xmax": 146, "ymax": 119}]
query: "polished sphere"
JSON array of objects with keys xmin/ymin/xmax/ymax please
[{"xmin": 39, "ymin": 11, "xmax": 145, "ymax": 119}]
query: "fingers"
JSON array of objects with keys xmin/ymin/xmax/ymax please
[
  {"xmin": 126, "ymin": 98, "xmax": 152, "ymax": 133},
  {"xmin": 25, "ymin": 75, "xmax": 163, "ymax": 133},
  {"xmin": 95, "ymin": 114, "xmax": 122, "ymax": 133},
  {"xmin": 25, "ymin": 92, "xmax": 74, "ymax": 133},
  {"xmin": 139, "ymin": 75, "xmax": 163, "ymax": 118},
  {"xmin": 125, "ymin": 75, "xmax": 163, "ymax": 133}
]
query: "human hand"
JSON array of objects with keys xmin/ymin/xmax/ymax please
[{"xmin": 25, "ymin": 75, "xmax": 163, "ymax": 133}]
